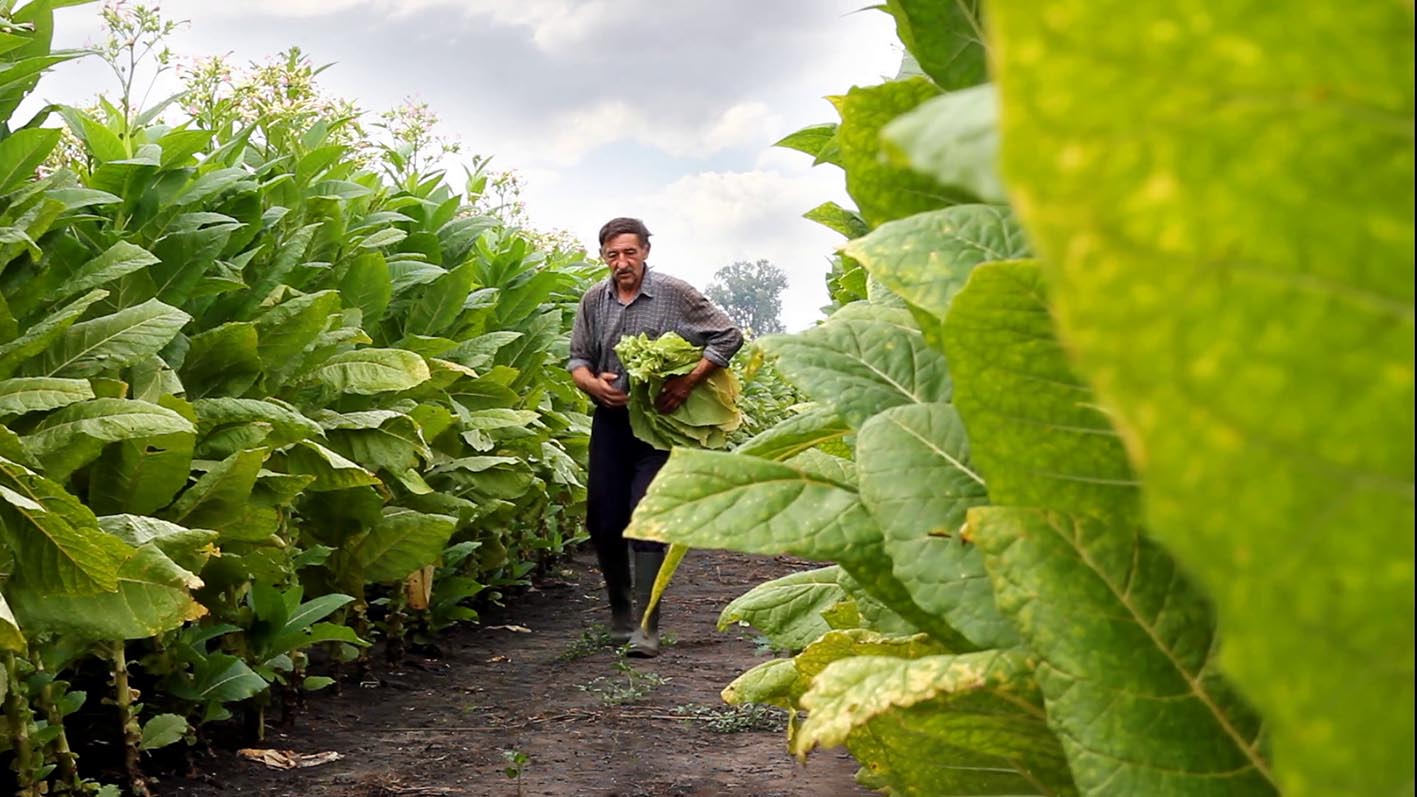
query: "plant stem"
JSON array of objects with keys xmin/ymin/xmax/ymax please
[
  {"xmin": 3, "ymin": 650, "xmax": 41, "ymax": 797},
  {"xmin": 385, "ymin": 589, "xmax": 406, "ymax": 666},
  {"xmin": 107, "ymin": 641, "xmax": 151, "ymax": 797},
  {"xmin": 352, "ymin": 601, "xmax": 372, "ymax": 682},
  {"xmin": 35, "ymin": 665, "xmax": 80, "ymax": 794},
  {"xmin": 282, "ymin": 649, "xmax": 308, "ymax": 724}
]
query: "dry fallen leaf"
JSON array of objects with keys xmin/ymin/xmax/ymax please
[{"xmin": 237, "ymin": 749, "xmax": 343, "ymax": 770}]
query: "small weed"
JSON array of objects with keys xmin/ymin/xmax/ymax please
[
  {"xmin": 671, "ymin": 702, "xmax": 789, "ymax": 734},
  {"xmin": 501, "ymin": 748, "xmax": 530, "ymax": 796},
  {"xmin": 556, "ymin": 624, "xmax": 613, "ymax": 662},
  {"xmin": 578, "ymin": 657, "xmax": 669, "ymax": 705},
  {"xmin": 659, "ymin": 630, "xmax": 678, "ymax": 647}
]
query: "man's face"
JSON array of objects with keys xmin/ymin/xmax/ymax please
[{"xmin": 602, "ymin": 232, "xmax": 648, "ymax": 292}]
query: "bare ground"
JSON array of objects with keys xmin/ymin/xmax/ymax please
[{"xmin": 154, "ymin": 548, "xmax": 870, "ymax": 797}]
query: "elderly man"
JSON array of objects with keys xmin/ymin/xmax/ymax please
[{"xmin": 567, "ymin": 217, "xmax": 743, "ymax": 657}]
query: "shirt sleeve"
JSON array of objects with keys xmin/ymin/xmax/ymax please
[
  {"xmin": 677, "ymin": 284, "xmax": 744, "ymax": 367},
  {"xmin": 567, "ymin": 291, "xmax": 595, "ymax": 373}
]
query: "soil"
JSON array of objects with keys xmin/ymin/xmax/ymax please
[{"xmin": 154, "ymin": 548, "xmax": 871, "ymax": 797}]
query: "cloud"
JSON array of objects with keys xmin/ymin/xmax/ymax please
[
  {"xmin": 621, "ymin": 167, "xmax": 852, "ymax": 331},
  {"xmin": 202, "ymin": 0, "xmax": 648, "ymax": 50},
  {"xmin": 543, "ymin": 100, "xmax": 781, "ymax": 165}
]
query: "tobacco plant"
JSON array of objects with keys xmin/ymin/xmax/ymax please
[
  {"xmin": 0, "ymin": 0, "xmax": 597, "ymax": 790},
  {"xmin": 627, "ymin": 2, "xmax": 1413, "ymax": 796}
]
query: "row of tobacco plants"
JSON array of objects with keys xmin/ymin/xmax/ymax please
[
  {"xmin": 0, "ymin": 2, "xmax": 603, "ymax": 794},
  {"xmin": 629, "ymin": 1, "xmax": 1412, "ymax": 796}
]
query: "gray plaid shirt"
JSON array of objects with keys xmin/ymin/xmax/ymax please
[{"xmin": 568, "ymin": 268, "xmax": 744, "ymax": 394}]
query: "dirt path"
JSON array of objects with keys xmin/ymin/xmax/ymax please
[{"xmin": 157, "ymin": 548, "xmax": 870, "ymax": 797}]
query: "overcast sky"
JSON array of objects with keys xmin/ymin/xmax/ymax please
[{"xmin": 30, "ymin": 1, "xmax": 902, "ymax": 330}]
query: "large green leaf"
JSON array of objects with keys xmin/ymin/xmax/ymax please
[
  {"xmin": 162, "ymin": 448, "xmax": 268, "ymax": 540},
  {"xmin": 22, "ymin": 398, "xmax": 195, "ymax": 479},
  {"xmin": 8, "ymin": 537, "xmax": 205, "ymax": 641},
  {"xmin": 837, "ymin": 77, "xmax": 968, "ymax": 226},
  {"xmin": 802, "ymin": 201, "xmax": 869, "ymax": 240},
  {"xmin": 795, "ymin": 650, "xmax": 1076, "ymax": 796},
  {"xmin": 856, "ymin": 403, "xmax": 1014, "ymax": 649},
  {"xmin": 339, "ymin": 252, "xmax": 392, "ymax": 327},
  {"xmin": 351, "ymin": 509, "xmax": 457, "ymax": 584},
  {"xmin": 721, "ymin": 658, "xmax": 798, "ymax": 711},
  {"xmin": 36, "ymin": 298, "xmax": 190, "ymax": 378},
  {"xmin": 0, "ymin": 377, "xmax": 92, "ymax": 416},
  {"xmin": 882, "ymin": 0, "xmax": 987, "ymax": 92},
  {"xmin": 724, "ymin": 630, "xmax": 948, "ymax": 727},
  {"xmin": 843, "ymin": 205, "xmax": 1028, "ymax": 322},
  {"xmin": 140, "ymin": 714, "xmax": 190, "ymax": 751},
  {"xmin": 972, "ymin": 508, "xmax": 1274, "ymax": 796},
  {"xmin": 88, "ymin": 394, "xmax": 196, "ymax": 516},
  {"xmin": 0, "ymin": 455, "xmax": 131, "ymax": 595},
  {"xmin": 0, "ymin": 128, "xmax": 61, "ymax": 194},
  {"xmin": 626, "ymin": 449, "xmax": 868, "ymax": 560},
  {"xmin": 407, "ymin": 262, "xmax": 476, "ymax": 336},
  {"xmin": 230, "ymin": 223, "xmax": 320, "ymax": 319},
  {"xmin": 179, "ymin": 322, "xmax": 262, "ymax": 398},
  {"xmin": 193, "ymin": 398, "xmax": 322, "ymax": 447},
  {"xmin": 304, "ymin": 348, "xmax": 431, "ymax": 395},
  {"xmin": 626, "ymin": 449, "xmax": 965, "ymax": 645},
  {"xmin": 5, "ymin": 241, "xmax": 159, "ymax": 319},
  {"xmin": 884, "ymin": 85, "xmax": 1004, "ymax": 204},
  {"xmin": 168, "ymin": 653, "xmax": 267, "ymax": 705},
  {"xmin": 947, "ymin": 261, "xmax": 1273, "ymax": 792},
  {"xmin": 717, "ymin": 566, "xmax": 846, "ymax": 651},
  {"xmin": 0, "ymin": 289, "xmax": 106, "ymax": 379},
  {"xmin": 993, "ymin": 7, "xmax": 1414, "ymax": 792},
  {"xmin": 774, "ymin": 123, "xmax": 837, "ymax": 159},
  {"xmin": 734, "ymin": 405, "xmax": 851, "ymax": 462},
  {"xmin": 322, "ymin": 410, "xmax": 429, "ymax": 473},
  {"xmin": 760, "ymin": 317, "xmax": 950, "ymax": 429},
  {"xmin": 284, "ymin": 440, "xmax": 379, "ymax": 491},
  {"xmin": 252, "ymin": 290, "xmax": 341, "ymax": 378},
  {"xmin": 149, "ymin": 221, "xmax": 241, "ymax": 308},
  {"xmin": 944, "ymin": 262, "xmax": 1140, "ymax": 516},
  {"xmin": 97, "ymin": 514, "xmax": 218, "ymax": 574}
]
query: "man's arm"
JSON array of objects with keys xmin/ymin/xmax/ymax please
[
  {"xmin": 655, "ymin": 284, "xmax": 743, "ymax": 414},
  {"xmin": 683, "ymin": 291, "xmax": 744, "ymax": 370},
  {"xmin": 567, "ymin": 290, "xmax": 627, "ymax": 408}
]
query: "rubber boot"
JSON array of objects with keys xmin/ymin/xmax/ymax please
[
  {"xmin": 595, "ymin": 542, "xmax": 634, "ymax": 645},
  {"xmin": 627, "ymin": 547, "xmax": 666, "ymax": 658}
]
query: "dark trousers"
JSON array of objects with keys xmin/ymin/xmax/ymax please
[{"xmin": 587, "ymin": 406, "xmax": 669, "ymax": 559}]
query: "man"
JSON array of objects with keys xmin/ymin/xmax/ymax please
[{"xmin": 568, "ymin": 217, "xmax": 743, "ymax": 658}]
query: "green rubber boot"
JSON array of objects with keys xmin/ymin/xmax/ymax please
[
  {"xmin": 627, "ymin": 548, "xmax": 666, "ymax": 658},
  {"xmin": 595, "ymin": 543, "xmax": 634, "ymax": 645}
]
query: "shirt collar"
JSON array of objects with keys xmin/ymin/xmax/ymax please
[{"xmin": 606, "ymin": 265, "xmax": 657, "ymax": 301}]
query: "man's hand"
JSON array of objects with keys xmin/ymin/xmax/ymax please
[
  {"xmin": 655, "ymin": 357, "xmax": 720, "ymax": 414},
  {"xmin": 592, "ymin": 372, "xmax": 628, "ymax": 408},
  {"xmin": 655, "ymin": 373, "xmax": 696, "ymax": 414},
  {"xmin": 574, "ymin": 366, "xmax": 628, "ymax": 408}
]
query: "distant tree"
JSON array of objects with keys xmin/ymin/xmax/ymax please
[{"xmin": 706, "ymin": 259, "xmax": 788, "ymax": 336}]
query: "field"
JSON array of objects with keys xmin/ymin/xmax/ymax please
[
  {"xmin": 158, "ymin": 550, "xmax": 863, "ymax": 797},
  {"xmin": 0, "ymin": 1, "xmax": 1410, "ymax": 796}
]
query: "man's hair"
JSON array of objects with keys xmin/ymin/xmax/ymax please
[{"xmin": 598, "ymin": 217, "xmax": 652, "ymax": 248}]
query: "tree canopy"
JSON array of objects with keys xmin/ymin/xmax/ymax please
[{"xmin": 707, "ymin": 259, "xmax": 788, "ymax": 335}]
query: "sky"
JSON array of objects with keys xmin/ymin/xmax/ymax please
[{"xmin": 27, "ymin": 1, "xmax": 905, "ymax": 331}]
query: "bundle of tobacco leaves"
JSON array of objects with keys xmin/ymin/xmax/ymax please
[{"xmin": 614, "ymin": 331, "xmax": 742, "ymax": 450}]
